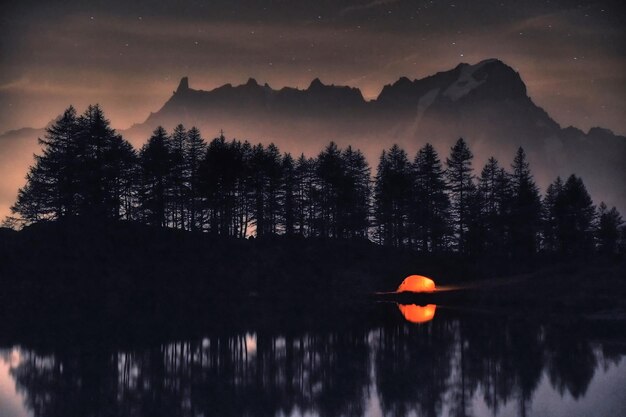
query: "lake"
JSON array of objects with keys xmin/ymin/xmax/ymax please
[{"xmin": 1, "ymin": 302, "xmax": 625, "ymax": 417}]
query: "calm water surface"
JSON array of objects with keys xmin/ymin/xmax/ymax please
[{"xmin": 1, "ymin": 303, "xmax": 625, "ymax": 417}]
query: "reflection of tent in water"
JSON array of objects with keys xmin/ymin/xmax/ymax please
[
  {"xmin": 397, "ymin": 275, "xmax": 436, "ymax": 293},
  {"xmin": 398, "ymin": 304, "xmax": 437, "ymax": 324}
]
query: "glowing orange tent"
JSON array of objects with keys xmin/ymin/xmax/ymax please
[
  {"xmin": 397, "ymin": 275, "xmax": 436, "ymax": 293},
  {"xmin": 397, "ymin": 304, "xmax": 437, "ymax": 324}
]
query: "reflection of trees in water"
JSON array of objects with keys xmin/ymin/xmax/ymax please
[
  {"xmin": 10, "ymin": 349, "xmax": 118, "ymax": 417},
  {"xmin": 10, "ymin": 332, "xmax": 371, "ymax": 417},
  {"xmin": 8, "ymin": 318, "xmax": 612, "ymax": 417},
  {"xmin": 374, "ymin": 319, "xmax": 455, "ymax": 417},
  {"xmin": 545, "ymin": 325, "xmax": 598, "ymax": 400}
]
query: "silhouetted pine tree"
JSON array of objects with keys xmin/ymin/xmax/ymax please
[
  {"xmin": 139, "ymin": 126, "xmax": 172, "ymax": 227},
  {"xmin": 477, "ymin": 157, "xmax": 499, "ymax": 224},
  {"xmin": 316, "ymin": 142, "xmax": 344, "ymax": 238},
  {"xmin": 248, "ymin": 143, "xmax": 268, "ymax": 237},
  {"xmin": 542, "ymin": 177, "xmax": 564, "ymax": 253},
  {"xmin": 508, "ymin": 147, "xmax": 541, "ymax": 257},
  {"xmin": 477, "ymin": 157, "xmax": 511, "ymax": 256},
  {"xmin": 200, "ymin": 133, "xmax": 246, "ymax": 236},
  {"xmin": 281, "ymin": 153, "xmax": 296, "ymax": 236},
  {"xmin": 445, "ymin": 138, "xmax": 475, "ymax": 254},
  {"xmin": 596, "ymin": 203, "xmax": 622, "ymax": 255},
  {"xmin": 465, "ymin": 182, "xmax": 485, "ymax": 257},
  {"xmin": 265, "ymin": 144, "xmax": 283, "ymax": 235},
  {"xmin": 620, "ymin": 224, "xmax": 626, "ymax": 255},
  {"xmin": 211, "ymin": 137, "xmax": 251, "ymax": 237},
  {"xmin": 411, "ymin": 143, "xmax": 450, "ymax": 253},
  {"xmin": 169, "ymin": 124, "xmax": 187, "ymax": 229},
  {"xmin": 373, "ymin": 145, "xmax": 412, "ymax": 247},
  {"xmin": 12, "ymin": 106, "xmax": 80, "ymax": 221},
  {"xmin": 340, "ymin": 146, "xmax": 371, "ymax": 238},
  {"xmin": 294, "ymin": 154, "xmax": 317, "ymax": 236},
  {"xmin": 104, "ymin": 134, "xmax": 137, "ymax": 220},
  {"xmin": 557, "ymin": 175, "xmax": 596, "ymax": 256},
  {"xmin": 234, "ymin": 140, "xmax": 252, "ymax": 238},
  {"xmin": 184, "ymin": 126, "xmax": 207, "ymax": 231},
  {"xmin": 198, "ymin": 135, "xmax": 221, "ymax": 233},
  {"xmin": 13, "ymin": 105, "xmax": 135, "ymax": 223},
  {"xmin": 76, "ymin": 105, "xmax": 125, "ymax": 217}
]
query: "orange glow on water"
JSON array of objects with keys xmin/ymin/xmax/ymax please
[
  {"xmin": 397, "ymin": 275, "xmax": 436, "ymax": 293},
  {"xmin": 398, "ymin": 304, "xmax": 437, "ymax": 324}
]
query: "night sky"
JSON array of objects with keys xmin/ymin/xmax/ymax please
[{"xmin": 0, "ymin": 0, "xmax": 624, "ymax": 135}]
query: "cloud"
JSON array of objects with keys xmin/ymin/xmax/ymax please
[{"xmin": 338, "ymin": 0, "xmax": 401, "ymax": 16}]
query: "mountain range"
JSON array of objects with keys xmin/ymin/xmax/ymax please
[{"xmin": 1, "ymin": 59, "xmax": 625, "ymax": 220}]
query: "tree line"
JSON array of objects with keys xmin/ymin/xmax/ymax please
[{"xmin": 8, "ymin": 105, "xmax": 624, "ymax": 257}]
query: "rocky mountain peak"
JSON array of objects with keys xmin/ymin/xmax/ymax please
[
  {"xmin": 308, "ymin": 78, "xmax": 325, "ymax": 90},
  {"xmin": 175, "ymin": 77, "xmax": 189, "ymax": 94}
]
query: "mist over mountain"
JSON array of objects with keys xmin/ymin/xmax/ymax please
[
  {"xmin": 1, "ymin": 59, "xmax": 625, "ymax": 220},
  {"xmin": 124, "ymin": 58, "xmax": 626, "ymax": 214}
]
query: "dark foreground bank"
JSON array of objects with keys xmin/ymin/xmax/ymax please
[{"xmin": 0, "ymin": 218, "xmax": 624, "ymax": 333}]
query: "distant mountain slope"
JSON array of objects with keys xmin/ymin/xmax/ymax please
[{"xmin": 124, "ymin": 59, "xmax": 625, "ymax": 213}]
